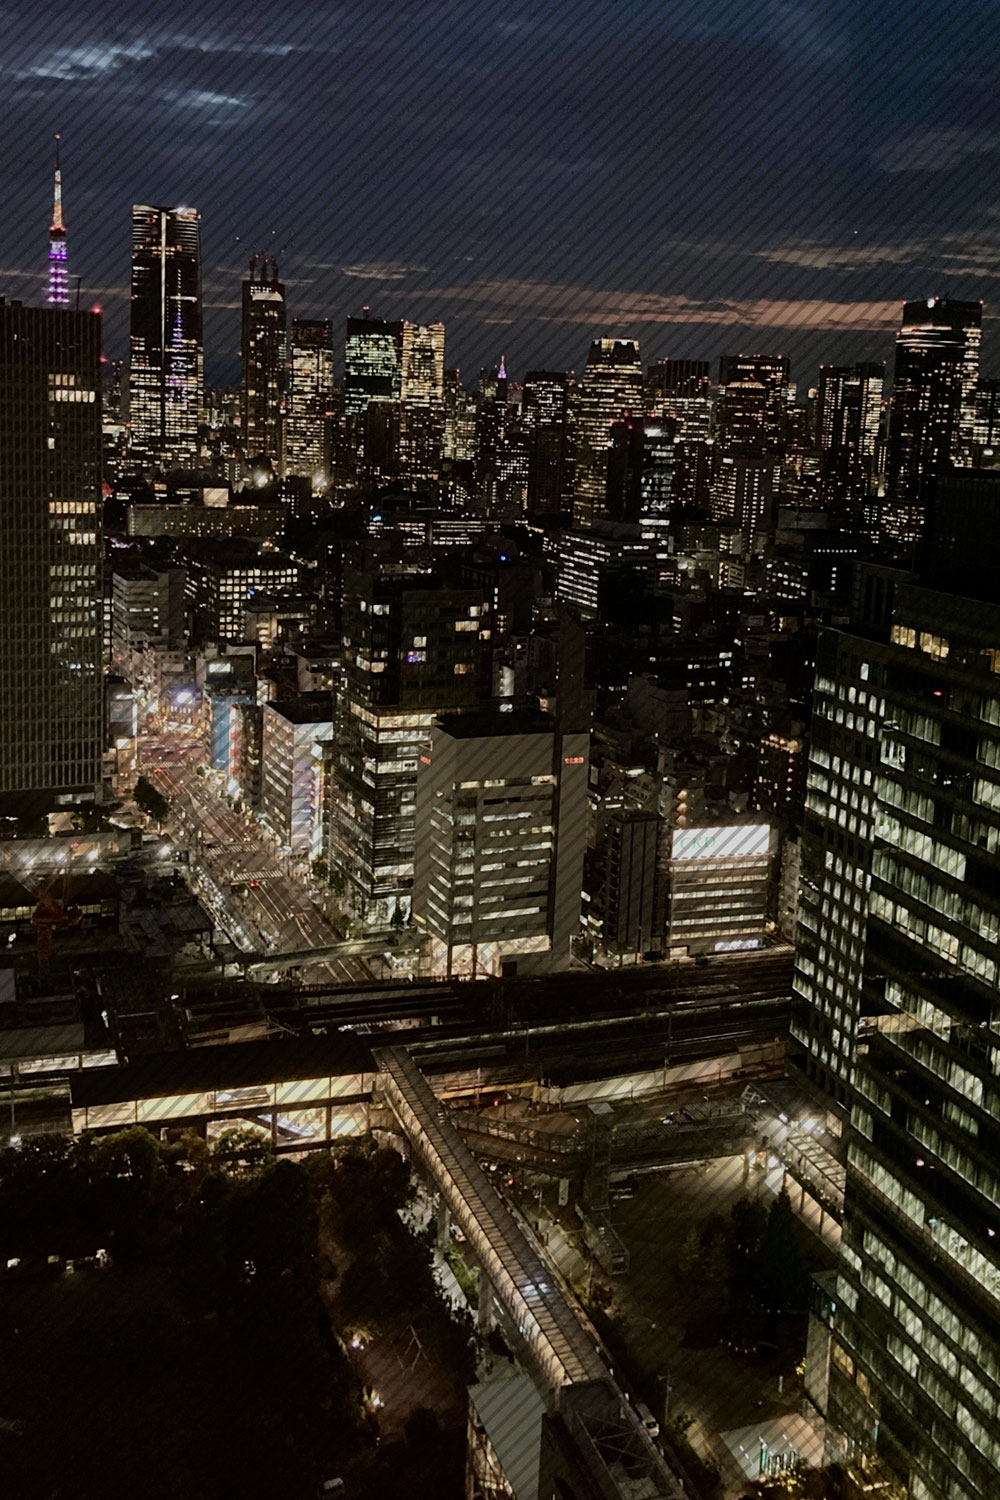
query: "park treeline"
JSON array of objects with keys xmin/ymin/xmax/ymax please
[{"xmin": 0, "ymin": 1128, "xmax": 472, "ymax": 1499}]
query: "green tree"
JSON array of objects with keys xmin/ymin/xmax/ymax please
[
  {"xmin": 699, "ymin": 1228, "xmax": 730, "ymax": 1306},
  {"xmin": 134, "ymin": 775, "xmax": 170, "ymax": 824},
  {"xmin": 754, "ymin": 1184, "xmax": 808, "ymax": 1314},
  {"xmin": 85, "ymin": 1126, "xmax": 176, "ymax": 1262},
  {"xmin": 729, "ymin": 1195, "xmax": 768, "ymax": 1261},
  {"xmin": 0, "ymin": 1135, "xmax": 85, "ymax": 1260},
  {"xmin": 676, "ymin": 1225, "xmax": 701, "ymax": 1284},
  {"xmin": 212, "ymin": 1127, "xmax": 275, "ymax": 1177}
]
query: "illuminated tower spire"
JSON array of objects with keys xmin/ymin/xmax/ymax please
[{"xmin": 47, "ymin": 134, "xmax": 69, "ymax": 307}]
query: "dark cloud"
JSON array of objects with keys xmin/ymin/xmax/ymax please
[{"xmin": 1, "ymin": 0, "xmax": 999, "ymax": 382}]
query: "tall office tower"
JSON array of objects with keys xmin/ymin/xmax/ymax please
[
  {"xmin": 46, "ymin": 136, "xmax": 69, "ymax": 307},
  {"xmin": 443, "ymin": 369, "xmax": 477, "ymax": 462},
  {"xmin": 716, "ymin": 377, "xmax": 773, "ymax": 456},
  {"xmin": 793, "ymin": 471, "xmax": 1000, "ymax": 1499},
  {"xmin": 573, "ymin": 338, "xmax": 642, "ymax": 529},
  {"xmin": 605, "ymin": 414, "xmax": 675, "ymax": 525},
  {"xmin": 398, "ymin": 320, "xmax": 445, "ymax": 478},
  {"xmin": 712, "ymin": 451, "xmax": 780, "ymax": 543},
  {"xmin": 882, "ymin": 298, "xmax": 982, "ymax": 552},
  {"xmin": 718, "ymin": 352, "xmax": 790, "ymax": 430},
  {"xmin": 645, "ymin": 359, "xmax": 712, "ymax": 438},
  {"xmin": 129, "ymin": 205, "xmax": 203, "ymax": 471},
  {"xmin": 284, "ymin": 318, "xmax": 332, "ymax": 483},
  {"xmin": 0, "ymin": 301, "xmax": 103, "ymax": 813},
  {"xmin": 343, "ymin": 312, "xmax": 403, "ymax": 419},
  {"xmin": 240, "ymin": 255, "xmax": 285, "ymax": 466},
  {"xmin": 523, "ymin": 370, "xmax": 575, "ymax": 519},
  {"xmin": 475, "ymin": 357, "xmax": 512, "ymax": 509},
  {"xmin": 400, "ymin": 320, "xmax": 445, "ymax": 404},
  {"xmin": 816, "ymin": 363, "xmax": 885, "ymax": 522},
  {"xmin": 413, "ymin": 710, "xmax": 589, "ymax": 978},
  {"xmin": 972, "ymin": 378, "xmax": 1000, "ymax": 466},
  {"xmin": 646, "ymin": 359, "xmax": 710, "ymax": 401},
  {"xmin": 327, "ymin": 554, "xmax": 493, "ymax": 929}
]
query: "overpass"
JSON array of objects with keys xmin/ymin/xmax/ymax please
[
  {"xmin": 451, "ymin": 1098, "xmax": 759, "ymax": 1181},
  {"xmin": 243, "ymin": 935, "xmax": 410, "ymax": 975},
  {"xmin": 374, "ymin": 1044, "xmax": 689, "ymax": 1499}
]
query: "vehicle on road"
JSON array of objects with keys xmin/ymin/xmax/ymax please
[{"xmin": 635, "ymin": 1400, "xmax": 660, "ymax": 1439}]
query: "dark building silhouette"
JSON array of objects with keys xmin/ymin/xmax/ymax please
[
  {"xmin": 240, "ymin": 254, "xmax": 286, "ymax": 467},
  {"xmin": 0, "ymin": 300, "xmax": 104, "ymax": 813}
]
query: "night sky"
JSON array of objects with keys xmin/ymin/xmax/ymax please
[{"xmin": 3, "ymin": 0, "xmax": 1000, "ymax": 388}]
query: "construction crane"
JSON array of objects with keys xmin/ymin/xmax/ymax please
[{"xmin": 31, "ymin": 844, "xmax": 82, "ymax": 968}]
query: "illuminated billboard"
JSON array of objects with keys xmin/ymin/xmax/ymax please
[{"xmin": 671, "ymin": 824, "xmax": 771, "ymax": 862}]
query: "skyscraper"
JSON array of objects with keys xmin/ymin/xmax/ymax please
[
  {"xmin": 645, "ymin": 360, "xmax": 712, "ymax": 510},
  {"xmin": 443, "ymin": 368, "xmax": 477, "ymax": 462},
  {"xmin": 398, "ymin": 320, "xmax": 446, "ymax": 478},
  {"xmin": 882, "ymin": 298, "xmax": 982, "ymax": 551},
  {"xmin": 400, "ymin": 320, "xmax": 445, "ymax": 405},
  {"xmin": 523, "ymin": 370, "xmax": 575, "ymax": 519},
  {"xmin": 719, "ymin": 352, "xmax": 791, "ymax": 459},
  {"xmin": 46, "ymin": 136, "xmax": 69, "ymax": 308},
  {"xmin": 816, "ymin": 363, "xmax": 885, "ymax": 522},
  {"xmin": 128, "ymin": 205, "xmax": 203, "ymax": 471},
  {"xmin": 343, "ymin": 312, "xmax": 403, "ymax": 470},
  {"xmin": 284, "ymin": 318, "xmax": 332, "ymax": 483},
  {"xmin": 327, "ymin": 552, "xmax": 492, "ymax": 928},
  {"xmin": 573, "ymin": 338, "xmax": 642, "ymax": 529},
  {"xmin": 794, "ymin": 472, "xmax": 1000, "ymax": 1498},
  {"xmin": 0, "ymin": 300, "xmax": 103, "ymax": 813},
  {"xmin": 475, "ymin": 357, "xmax": 512, "ymax": 510},
  {"xmin": 343, "ymin": 312, "xmax": 403, "ymax": 418},
  {"xmin": 719, "ymin": 351, "xmax": 789, "ymax": 387},
  {"xmin": 240, "ymin": 254, "xmax": 286, "ymax": 466},
  {"xmin": 605, "ymin": 415, "xmax": 675, "ymax": 526},
  {"xmin": 645, "ymin": 359, "xmax": 712, "ymax": 441}
]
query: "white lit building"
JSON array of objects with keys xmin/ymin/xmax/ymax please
[
  {"xmin": 260, "ymin": 696, "xmax": 333, "ymax": 857},
  {"xmin": 665, "ymin": 821, "xmax": 775, "ymax": 956},
  {"xmin": 413, "ymin": 711, "xmax": 589, "ymax": 978},
  {"xmin": 551, "ymin": 525, "xmax": 650, "ymax": 618},
  {"xmin": 284, "ymin": 318, "xmax": 332, "ymax": 483}
]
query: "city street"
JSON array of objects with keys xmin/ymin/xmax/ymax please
[{"xmin": 137, "ymin": 729, "xmax": 371, "ymax": 987}]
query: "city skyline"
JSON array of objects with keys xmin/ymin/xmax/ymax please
[{"xmin": 1, "ymin": 0, "xmax": 1000, "ymax": 380}]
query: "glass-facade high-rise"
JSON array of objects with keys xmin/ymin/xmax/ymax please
[
  {"xmin": 572, "ymin": 338, "xmax": 642, "ymax": 529},
  {"xmin": 816, "ymin": 362, "xmax": 885, "ymax": 523},
  {"xmin": 284, "ymin": 318, "xmax": 332, "ymax": 484},
  {"xmin": 882, "ymin": 298, "xmax": 982, "ymax": 553},
  {"xmin": 0, "ymin": 300, "xmax": 103, "ymax": 814},
  {"xmin": 398, "ymin": 320, "xmax": 446, "ymax": 479},
  {"xmin": 343, "ymin": 313, "xmax": 403, "ymax": 419},
  {"xmin": 523, "ymin": 370, "xmax": 575, "ymax": 520},
  {"xmin": 240, "ymin": 254, "xmax": 286, "ymax": 467},
  {"xmin": 327, "ymin": 552, "xmax": 492, "ymax": 929},
  {"xmin": 128, "ymin": 205, "xmax": 203, "ymax": 471},
  {"xmin": 795, "ymin": 472, "xmax": 1000, "ymax": 1499}
]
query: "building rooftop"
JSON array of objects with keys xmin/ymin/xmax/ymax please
[
  {"xmin": 178, "ymin": 538, "xmax": 296, "ymax": 567},
  {"xmin": 71, "ymin": 1031, "xmax": 375, "ymax": 1109},
  {"xmin": 266, "ymin": 693, "xmax": 335, "ymax": 725},
  {"xmin": 469, "ymin": 1377, "xmax": 546, "ymax": 1500},
  {"xmin": 436, "ymin": 709, "xmax": 556, "ymax": 740}
]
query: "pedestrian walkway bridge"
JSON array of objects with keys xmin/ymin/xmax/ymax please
[
  {"xmin": 376, "ymin": 1044, "xmax": 607, "ymax": 1392},
  {"xmin": 375, "ymin": 1045, "xmax": 689, "ymax": 1499}
]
